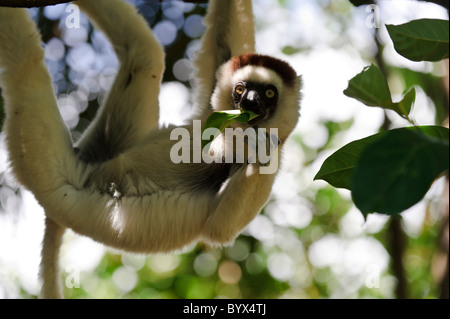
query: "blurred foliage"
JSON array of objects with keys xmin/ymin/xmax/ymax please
[
  {"xmin": 316, "ymin": 18, "xmax": 449, "ymax": 217},
  {"xmin": 0, "ymin": 0, "xmax": 448, "ymax": 299},
  {"xmin": 61, "ymin": 235, "xmax": 294, "ymax": 299}
]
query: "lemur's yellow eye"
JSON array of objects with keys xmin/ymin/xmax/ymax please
[
  {"xmin": 265, "ymin": 89, "xmax": 275, "ymax": 98},
  {"xmin": 235, "ymin": 85, "xmax": 244, "ymax": 95}
]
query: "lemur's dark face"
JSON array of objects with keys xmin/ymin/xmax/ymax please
[{"xmin": 232, "ymin": 81, "xmax": 278, "ymax": 123}]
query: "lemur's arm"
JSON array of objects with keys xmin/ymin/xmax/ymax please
[{"xmin": 192, "ymin": 0, "xmax": 255, "ymax": 120}]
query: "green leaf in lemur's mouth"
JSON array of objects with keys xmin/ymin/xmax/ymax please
[{"xmin": 201, "ymin": 109, "xmax": 260, "ymax": 150}]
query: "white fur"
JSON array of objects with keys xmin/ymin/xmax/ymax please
[
  {"xmin": 232, "ymin": 66, "xmax": 284, "ymax": 89},
  {"xmin": 0, "ymin": 0, "xmax": 301, "ymax": 298},
  {"xmin": 212, "ymin": 62, "xmax": 302, "ymax": 141}
]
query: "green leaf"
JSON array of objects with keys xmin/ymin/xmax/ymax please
[
  {"xmin": 392, "ymin": 87, "xmax": 415, "ymax": 119},
  {"xmin": 344, "ymin": 64, "xmax": 393, "ymax": 108},
  {"xmin": 352, "ymin": 127, "xmax": 449, "ymax": 217},
  {"xmin": 344, "ymin": 64, "xmax": 417, "ymax": 119},
  {"xmin": 314, "ymin": 132, "xmax": 387, "ymax": 190},
  {"xmin": 282, "ymin": 45, "xmax": 302, "ymax": 55},
  {"xmin": 394, "ymin": 67, "xmax": 448, "ymax": 124},
  {"xmin": 314, "ymin": 125, "xmax": 449, "ymax": 190},
  {"xmin": 417, "ymin": 125, "xmax": 450, "ymax": 140},
  {"xmin": 201, "ymin": 109, "xmax": 260, "ymax": 149},
  {"xmin": 386, "ymin": 19, "xmax": 449, "ymax": 62}
]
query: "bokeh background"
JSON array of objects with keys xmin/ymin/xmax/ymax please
[{"xmin": 0, "ymin": 0, "xmax": 448, "ymax": 299}]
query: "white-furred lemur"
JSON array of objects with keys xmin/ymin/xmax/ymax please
[{"xmin": 0, "ymin": 0, "xmax": 301, "ymax": 298}]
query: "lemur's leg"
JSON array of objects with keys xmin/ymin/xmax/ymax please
[
  {"xmin": 0, "ymin": 7, "xmax": 75, "ymax": 193},
  {"xmin": 0, "ymin": 0, "xmax": 165, "ymax": 299},
  {"xmin": 74, "ymin": 0, "xmax": 165, "ymax": 162},
  {"xmin": 0, "ymin": 7, "xmax": 76, "ymax": 299}
]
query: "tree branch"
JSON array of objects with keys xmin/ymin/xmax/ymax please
[
  {"xmin": 424, "ymin": 0, "xmax": 449, "ymax": 11},
  {"xmin": 388, "ymin": 217, "xmax": 408, "ymax": 299},
  {"xmin": 0, "ymin": 0, "xmax": 74, "ymax": 7},
  {"xmin": 0, "ymin": 0, "xmax": 207, "ymax": 8}
]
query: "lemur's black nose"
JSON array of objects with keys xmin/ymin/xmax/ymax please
[{"xmin": 241, "ymin": 90, "xmax": 261, "ymax": 111}]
